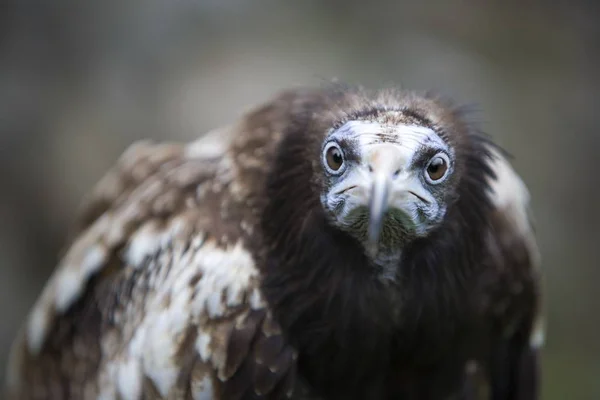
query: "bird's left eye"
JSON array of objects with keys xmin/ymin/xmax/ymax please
[
  {"xmin": 425, "ymin": 154, "xmax": 450, "ymax": 183},
  {"xmin": 324, "ymin": 143, "xmax": 345, "ymax": 174}
]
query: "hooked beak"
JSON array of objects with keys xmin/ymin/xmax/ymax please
[
  {"xmin": 368, "ymin": 172, "xmax": 391, "ymax": 248},
  {"xmin": 365, "ymin": 145, "xmax": 403, "ymax": 254}
]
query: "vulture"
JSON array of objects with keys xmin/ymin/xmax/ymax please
[{"xmin": 4, "ymin": 86, "xmax": 543, "ymax": 400}]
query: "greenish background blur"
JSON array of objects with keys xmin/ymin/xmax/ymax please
[{"xmin": 1, "ymin": 1, "xmax": 598, "ymax": 398}]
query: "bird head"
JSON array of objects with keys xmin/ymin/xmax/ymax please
[
  {"xmin": 318, "ymin": 109, "xmax": 460, "ymax": 258},
  {"xmin": 261, "ymin": 88, "xmax": 489, "ymax": 274}
]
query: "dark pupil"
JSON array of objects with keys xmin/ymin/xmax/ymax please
[{"xmin": 327, "ymin": 147, "xmax": 343, "ymax": 170}]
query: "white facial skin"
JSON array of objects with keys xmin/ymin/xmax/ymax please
[{"xmin": 320, "ymin": 120, "xmax": 455, "ymax": 258}]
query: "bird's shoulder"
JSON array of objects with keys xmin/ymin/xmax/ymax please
[
  {"xmin": 6, "ymin": 127, "xmax": 301, "ymax": 399},
  {"xmin": 483, "ymin": 145, "xmax": 544, "ymax": 349}
]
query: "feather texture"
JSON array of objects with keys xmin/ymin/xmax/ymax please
[{"xmin": 4, "ymin": 86, "xmax": 542, "ymax": 400}]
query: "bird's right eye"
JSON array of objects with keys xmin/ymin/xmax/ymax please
[
  {"xmin": 324, "ymin": 143, "xmax": 345, "ymax": 173},
  {"xmin": 424, "ymin": 153, "xmax": 450, "ymax": 184}
]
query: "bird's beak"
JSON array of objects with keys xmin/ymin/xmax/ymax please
[
  {"xmin": 368, "ymin": 172, "xmax": 391, "ymax": 247},
  {"xmin": 366, "ymin": 145, "xmax": 403, "ymax": 253}
]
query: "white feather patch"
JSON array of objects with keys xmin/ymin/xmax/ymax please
[
  {"xmin": 186, "ymin": 127, "xmax": 232, "ymax": 159},
  {"xmin": 94, "ymin": 236, "xmax": 263, "ymax": 399},
  {"xmin": 53, "ymin": 268, "xmax": 84, "ymax": 312},
  {"xmin": 530, "ymin": 314, "xmax": 546, "ymax": 349},
  {"xmin": 26, "ymin": 297, "xmax": 52, "ymax": 354},
  {"xmin": 124, "ymin": 217, "xmax": 190, "ymax": 267},
  {"xmin": 116, "ymin": 358, "xmax": 143, "ymax": 400},
  {"xmin": 193, "ymin": 375, "xmax": 214, "ymax": 400},
  {"xmin": 26, "ymin": 212, "xmax": 117, "ymax": 352},
  {"xmin": 488, "ymin": 147, "xmax": 542, "ymax": 268},
  {"xmin": 196, "ymin": 332, "xmax": 212, "ymax": 363},
  {"xmin": 54, "ymin": 242, "xmax": 109, "ymax": 312},
  {"xmin": 487, "ymin": 147, "xmax": 545, "ymax": 350},
  {"xmin": 488, "ymin": 149, "xmax": 532, "ymax": 235}
]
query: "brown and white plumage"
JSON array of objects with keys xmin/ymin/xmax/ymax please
[{"xmin": 4, "ymin": 86, "xmax": 543, "ymax": 400}]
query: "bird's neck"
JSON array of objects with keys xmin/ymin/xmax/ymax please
[
  {"xmin": 368, "ymin": 245, "xmax": 404, "ymax": 283},
  {"xmin": 259, "ymin": 210, "xmax": 402, "ymax": 396}
]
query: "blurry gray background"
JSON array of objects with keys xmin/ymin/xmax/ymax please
[{"xmin": 1, "ymin": 0, "xmax": 598, "ymax": 398}]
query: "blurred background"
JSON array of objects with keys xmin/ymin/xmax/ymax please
[{"xmin": 1, "ymin": 0, "xmax": 598, "ymax": 398}]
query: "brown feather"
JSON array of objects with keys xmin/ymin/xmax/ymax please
[{"xmin": 4, "ymin": 85, "xmax": 542, "ymax": 400}]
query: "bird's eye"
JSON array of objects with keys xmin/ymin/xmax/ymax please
[
  {"xmin": 324, "ymin": 143, "xmax": 345, "ymax": 174},
  {"xmin": 425, "ymin": 154, "xmax": 449, "ymax": 183}
]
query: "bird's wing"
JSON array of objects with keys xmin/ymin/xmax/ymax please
[
  {"xmin": 479, "ymin": 146, "xmax": 544, "ymax": 399},
  {"xmin": 5, "ymin": 134, "xmax": 298, "ymax": 400}
]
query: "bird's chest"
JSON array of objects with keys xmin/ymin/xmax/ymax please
[
  {"xmin": 378, "ymin": 292, "xmax": 485, "ymax": 397},
  {"xmin": 383, "ymin": 359, "xmax": 472, "ymax": 400},
  {"xmin": 296, "ymin": 296, "xmax": 480, "ymax": 400}
]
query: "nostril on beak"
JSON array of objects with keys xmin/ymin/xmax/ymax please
[
  {"xmin": 368, "ymin": 164, "xmax": 374, "ymax": 173},
  {"xmin": 393, "ymin": 169, "xmax": 401, "ymax": 177}
]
